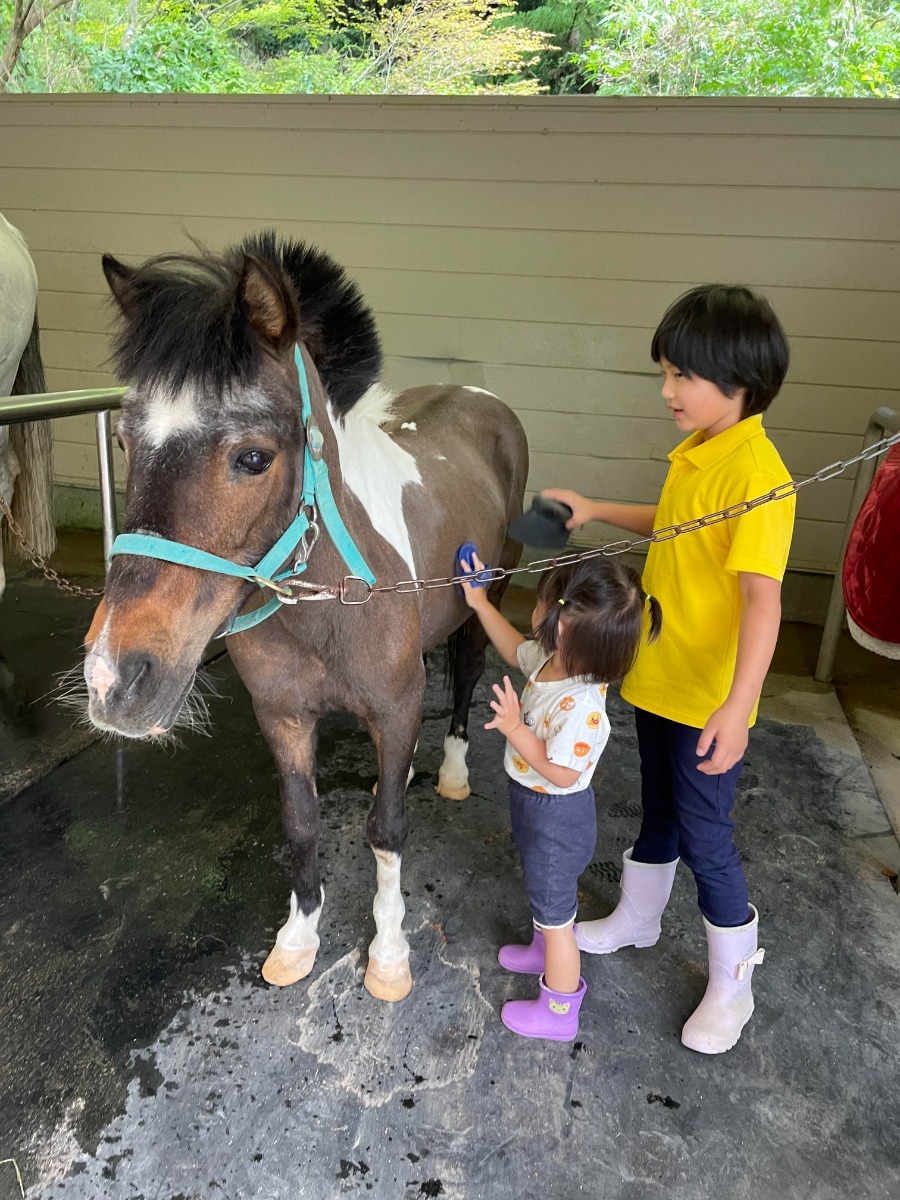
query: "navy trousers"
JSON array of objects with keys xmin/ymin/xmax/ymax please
[{"xmin": 631, "ymin": 707, "xmax": 750, "ymax": 927}]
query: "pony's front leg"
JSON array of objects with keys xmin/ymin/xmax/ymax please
[
  {"xmin": 364, "ymin": 709, "xmax": 420, "ymax": 1002},
  {"xmin": 258, "ymin": 713, "xmax": 324, "ymax": 987}
]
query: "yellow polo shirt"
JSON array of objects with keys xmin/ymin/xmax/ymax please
[{"xmin": 620, "ymin": 415, "xmax": 795, "ymax": 730}]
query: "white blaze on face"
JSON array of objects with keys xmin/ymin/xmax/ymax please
[
  {"xmin": 369, "ymin": 849, "xmax": 409, "ymax": 966},
  {"xmin": 140, "ymin": 384, "xmax": 202, "ymax": 447},
  {"xmin": 275, "ymin": 888, "xmax": 324, "ymax": 955},
  {"xmin": 328, "ymin": 384, "xmax": 422, "ymax": 577}
]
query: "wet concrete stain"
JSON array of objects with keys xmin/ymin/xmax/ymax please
[{"xmin": 0, "ymin": 630, "xmax": 898, "ymax": 1197}]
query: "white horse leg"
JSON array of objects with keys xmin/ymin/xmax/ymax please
[
  {"xmin": 436, "ymin": 733, "xmax": 470, "ymax": 801},
  {"xmin": 263, "ymin": 887, "xmax": 324, "ymax": 987},
  {"xmin": 365, "ymin": 847, "xmax": 412, "ymax": 1002}
]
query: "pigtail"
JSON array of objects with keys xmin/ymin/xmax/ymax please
[{"xmin": 646, "ymin": 594, "xmax": 663, "ymax": 643}]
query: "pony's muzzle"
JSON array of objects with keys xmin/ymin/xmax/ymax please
[{"xmin": 84, "ymin": 645, "xmax": 193, "ymax": 739}]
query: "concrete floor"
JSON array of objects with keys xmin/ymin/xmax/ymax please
[{"xmin": 1, "ymin": 538, "xmax": 898, "ymax": 1200}]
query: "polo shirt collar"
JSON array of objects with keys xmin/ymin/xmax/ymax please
[{"xmin": 669, "ymin": 414, "xmax": 766, "ymax": 468}]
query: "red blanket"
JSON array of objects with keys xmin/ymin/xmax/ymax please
[{"xmin": 842, "ymin": 443, "xmax": 900, "ymax": 656}]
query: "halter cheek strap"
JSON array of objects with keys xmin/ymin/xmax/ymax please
[{"xmin": 108, "ymin": 343, "xmax": 376, "ymax": 636}]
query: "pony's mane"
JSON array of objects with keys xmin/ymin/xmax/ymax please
[{"xmin": 109, "ymin": 231, "xmax": 382, "ymax": 418}]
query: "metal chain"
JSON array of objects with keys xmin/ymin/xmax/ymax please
[
  {"xmin": 0, "ymin": 493, "xmax": 105, "ymax": 599},
  {"xmin": 325, "ymin": 428, "xmax": 900, "ymax": 605},
  {"xmin": 3, "ymin": 429, "xmax": 898, "ymax": 608}
]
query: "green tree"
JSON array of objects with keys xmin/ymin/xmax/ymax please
[{"xmin": 578, "ymin": 0, "xmax": 900, "ymax": 96}]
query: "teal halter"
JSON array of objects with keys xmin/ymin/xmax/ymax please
[{"xmin": 108, "ymin": 344, "xmax": 376, "ymax": 636}]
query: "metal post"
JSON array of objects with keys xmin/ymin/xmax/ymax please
[
  {"xmin": 815, "ymin": 407, "xmax": 900, "ymax": 684},
  {"xmin": 95, "ymin": 409, "xmax": 117, "ymax": 567}
]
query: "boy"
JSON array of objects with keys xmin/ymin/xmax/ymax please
[{"xmin": 545, "ymin": 284, "xmax": 794, "ymax": 1054}]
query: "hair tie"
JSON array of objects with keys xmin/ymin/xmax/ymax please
[{"xmin": 558, "ymin": 598, "xmax": 566, "ymax": 607}]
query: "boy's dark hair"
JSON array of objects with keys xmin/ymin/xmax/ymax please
[
  {"xmin": 651, "ymin": 284, "xmax": 790, "ymax": 418},
  {"xmin": 534, "ymin": 558, "xmax": 662, "ymax": 684}
]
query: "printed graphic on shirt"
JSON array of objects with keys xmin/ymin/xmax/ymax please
[{"xmin": 503, "ymin": 640, "xmax": 612, "ymax": 795}]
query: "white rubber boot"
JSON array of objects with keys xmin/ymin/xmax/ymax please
[
  {"xmin": 575, "ymin": 847, "xmax": 679, "ymax": 955},
  {"xmin": 681, "ymin": 904, "xmax": 764, "ymax": 1055}
]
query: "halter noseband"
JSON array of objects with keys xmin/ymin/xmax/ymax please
[{"xmin": 107, "ymin": 344, "xmax": 376, "ymax": 636}]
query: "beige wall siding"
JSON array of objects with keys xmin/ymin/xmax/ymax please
[{"xmin": 1, "ymin": 95, "xmax": 898, "ymax": 573}]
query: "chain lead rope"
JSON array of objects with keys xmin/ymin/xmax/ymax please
[{"xmin": 3, "ymin": 429, "xmax": 899, "ymax": 607}]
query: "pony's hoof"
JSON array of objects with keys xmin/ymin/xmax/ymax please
[
  {"xmin": 365, "ymin": 957, "xmax": 413, "ymax": 1002},
  {"xmin": 262, "ymin": 944, "xmax": 317, "ymax": 987},
  {"xmin": 435, "ymin": 780, "xmax": 470, "ymax": 801}
]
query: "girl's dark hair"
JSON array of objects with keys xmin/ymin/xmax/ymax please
[
  {"xmin": 534, "ymin": 558, "xmax": 662, "ymax": 684},
  {"xmin": 650, "ymin": 284, "xmax": 790, "ymax": 418}
]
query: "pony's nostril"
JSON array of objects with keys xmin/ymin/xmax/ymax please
[{"xmin": 118, "ymin": 652, "xmax": 157, "ymax": 696}]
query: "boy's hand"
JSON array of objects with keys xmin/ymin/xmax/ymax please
[
  {"xmin": 696, "ymin": 702, "xmax": 750, "ymax": 775},
  {"xmin": 460, "ymin": 553, "xmax": 490, "ymax": 609},
  {"xmin": 541, "ymin": 488, "xmax": 592, "ymax": 529},
  {"xmin": 485, "ymin": 676, "xmax": 522, "ymax": 737}
]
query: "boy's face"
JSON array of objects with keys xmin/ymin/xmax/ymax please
[{"xmin": 658, "ymin": 357, "xmax": 745, "ymax": 439}]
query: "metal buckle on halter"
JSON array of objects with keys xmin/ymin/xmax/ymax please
[
  {"xmin": 294, "ymin": 504, "xmax": 320, "ymax": 571},
  {"xmin": 306, "ymin": 418, "xmax": 325, "ymax": 462},
  {"xmin": 340, "ymin": 576, "xmax": 374, "ymax": 605},
  {"xmin": 276, "ymin": 578, "xmax": 339, "ymax": 604}
]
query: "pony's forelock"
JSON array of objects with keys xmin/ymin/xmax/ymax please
[{"xmin": 108, "ymin": 233, "xmax": 383, "ymax": 420}]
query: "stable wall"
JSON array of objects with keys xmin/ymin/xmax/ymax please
[{"xmin": 1, "ymin": 95, "xmax": 898, "ymax": 595}]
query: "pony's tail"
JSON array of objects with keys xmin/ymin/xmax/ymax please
[{"xmin": 6, "ymin": 313, "xmax": 56, "ymax": 561}]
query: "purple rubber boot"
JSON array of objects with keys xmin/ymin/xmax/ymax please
[
  {"xmin": 501, "ymin": 975, "xmax": 587, "ymax": 1042},
  {"xmin": 498, "ymin": 927, "xmax": 545, "ymax": 974}
]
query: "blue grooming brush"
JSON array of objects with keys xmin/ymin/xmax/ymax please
[{"xmin": 456, "ymin": 541, "xmax": 492, "ymax": 588}]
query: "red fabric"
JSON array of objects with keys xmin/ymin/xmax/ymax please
[{"xmin": 842, "ymin": 444, "xmax": 900, "ymax": 643}]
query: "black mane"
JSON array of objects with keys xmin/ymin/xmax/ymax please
[{"xmin": 108, "ymin": 231, "xmax": 383, "ymax": 418}]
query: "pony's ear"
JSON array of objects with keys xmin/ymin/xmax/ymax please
[
  {"xmin": 238, "ymin": 254, "xmax": 298, "ymax": 353},
  {"xmin": 102, "ymin": 254, "xmax": 140, "ymax": 320}
]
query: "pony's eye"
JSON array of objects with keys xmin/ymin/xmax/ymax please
[{"xmin": 235, "ymin": 449, "xmax": 274, "ymax": 475}]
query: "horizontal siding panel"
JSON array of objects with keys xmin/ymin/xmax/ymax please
[
  {"xmin": 4, "ymin": 95, "xmax": 899, "ymax": 137},
  {"xmin": 52, "ymin": 439, "xmax": 126, "ymax": 486},
  {"xmin": 3, "ymin": 171, "xmax": 897, "ymax": 241},
  {"xmin": 3, "ymin": 128, "xmax": 899, "ymax": 190},
  {"xmin": 10, "ymin": 211, "xmax": 900, "ymax": 292},
  {"xmin": 375, "ymin": 316, "xmax": 900, "ymax": 390},
  {"xmin": 30, "ymin": 257, "xmax": 900, "ymax": 343},
  {"xmin": 44, "ymin": 321, "xmax": 900, "ymax": 391}
]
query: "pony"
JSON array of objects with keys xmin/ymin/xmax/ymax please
[
  {"xmin": 0, "ymin": 213, "xmax": 56, "ymax": 601},
  {"xmin": 82, "ymin": 232, "xmax": 528, "ymax": 1002}
]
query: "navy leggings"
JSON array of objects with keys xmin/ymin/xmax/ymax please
[{"xmin": 632, "ymin": 707, "xmax": 750, "ymax": 927}]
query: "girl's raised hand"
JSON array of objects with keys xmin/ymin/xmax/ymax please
[
  {"xmin": 459, "ymin": 552, "xmax": 489, "ymax": 609},
  {"xmin": 541, "ymin": 488, "xmax": 592, "ymax": 529},
  {"xmin": 485, "ymin": 676, "xmax": 522, "ymax": 737}
]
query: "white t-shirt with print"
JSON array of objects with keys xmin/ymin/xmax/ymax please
[{"xmin": 503, "ymin": 640, "xmax": 611, "ymax": 796}]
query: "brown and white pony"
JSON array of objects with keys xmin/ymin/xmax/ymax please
[
  {"xmin": 82, "ymin": 233, "xmax": 528, "ymax": 1001},
  {"xmin": 0, "ymin": 213, "xmax": 55, "ymax": 602}
]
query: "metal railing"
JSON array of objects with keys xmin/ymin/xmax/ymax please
[
  {"xmin": 815, "ymin": 406, "xmax": 900, "ymax": 684},
  {"xmin": 0, "ymin": 388, "xmax": 126, "ymax": 563}
]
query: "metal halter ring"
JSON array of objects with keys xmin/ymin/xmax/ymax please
[
  {"xmin": 250, "ymin": 574, "xmax": 295, "ymax": 598},
  {"xmin": 340, "ymin": 576, "xmax": 374, "ymax": 605}
]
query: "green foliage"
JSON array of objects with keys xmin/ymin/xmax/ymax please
[
  {"xmin": 500, "ymin": 0, "xmax": 610, "ymax": 92},
  {"xmin": 3, "ymin": 0, "xmax": 898, "ymax": 93},
  {"xmin": 578, "ymin": 0, "xmax": 900, "ymax": 96},
  {"xmin": 4, "ymin": 0, "xmax": 549, "ymax": 92}
]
